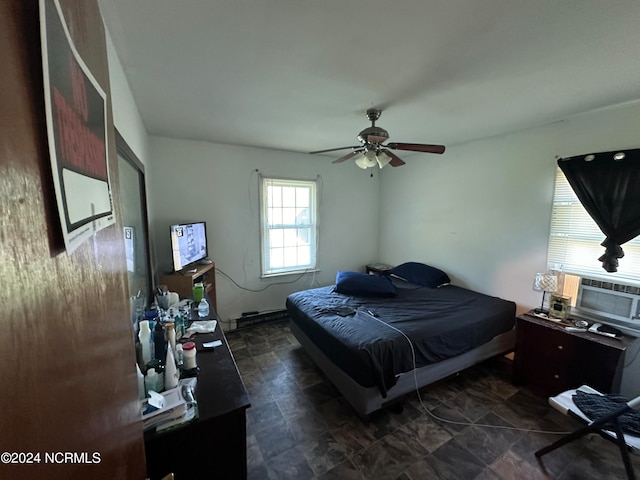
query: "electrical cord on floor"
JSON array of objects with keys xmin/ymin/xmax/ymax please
[{"xmin": 363, "ymin": 309, "xmax": 573, "ymax": 435}]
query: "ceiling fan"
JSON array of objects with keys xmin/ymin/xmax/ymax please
[{"xmin": 309, "ymin": 108, "xmax": 445, "ymax": 169}]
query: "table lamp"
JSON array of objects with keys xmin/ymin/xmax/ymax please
[{"xmin": 533, "ymin": 272, "xmax": 558, "ymax": 314}]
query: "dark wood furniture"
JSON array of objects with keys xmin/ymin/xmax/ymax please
[
  {"xmin": 160, "ymin": 261, "xmax": 217, "ymax": 310},
  {"xmin": 365, "ymin": 263, "xmax": 394, "ymax": 275},
  {"xmin": 144, "ymin": 302, "xmax": 250, "ymax": 479},
  {"xmin": 513, "ymin": 310, "xmax": 636, "ymax": 396}
]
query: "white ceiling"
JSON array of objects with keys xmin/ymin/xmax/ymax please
[{"xmin": 98, "ymin": 0, "xmax": 640, "ymax": 159}]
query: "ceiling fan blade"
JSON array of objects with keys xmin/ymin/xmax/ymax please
[
  {"xmin": 381, "ymin": 149, "xmax": 406, "ymax": 167},
  {"xmin": 332, "ymin": 150, "xmax": 362, "ymax": 164},
  {"xmin": 386, "ymin": 142, "xmax": 446, "ymax": 154},
  {"xmin": 309, "ymin": 145, "xmax": 361, "ymax": 154}
]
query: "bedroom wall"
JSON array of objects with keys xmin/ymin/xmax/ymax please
[
  {"xmin": 378, "ymin": 101, "xmax": 640, "ymax": 315},
  {"xmin": 147, "ymin": 136, "xmax": 381, "ymax": 325},
  {"xmin": 100, "ymin": 7, "xmax": 148, "ymax": 165},
  {"xmin": 104, "ymin": 31, "xmax": 148, "ymax": 164}
]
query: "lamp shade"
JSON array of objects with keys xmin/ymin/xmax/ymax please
[
  {"xmin": 377, "ymin": 151, "xmax": 392, "ymax": 169},
  {"xmin": 533, "ymin": 272, "xmax": 557, "ymax": 293},
  {"xmin": 355, "ymin": 151, "xmax": 377, "ymax": 169}
]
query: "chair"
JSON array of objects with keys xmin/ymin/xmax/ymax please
[{"xmin": 536, "ymin": 385, "xmax": 640, "ymax": 480}]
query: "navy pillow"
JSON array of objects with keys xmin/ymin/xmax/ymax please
[
  {"xmin": 386, "ymin": 262, "xmax": 450, "ymax": 288},
  {"xmin": 335, "ymin": 271, "xmax": 397, "ymax": 296}
]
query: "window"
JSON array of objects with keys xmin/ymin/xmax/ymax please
[
  {"xmin": 547, "ymin": 167, "xmax": 640, "ymax": 285},
  {"xmin": 260, "ymin": 177, "xmax": 317, "ymax": 276}
]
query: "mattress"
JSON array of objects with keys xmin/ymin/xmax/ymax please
[{"xmin": 286, "ymin": 282, "xmax": 516, "ymax": 396}]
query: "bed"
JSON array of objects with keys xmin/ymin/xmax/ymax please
[{"xmin": 285, "ymin": 263, "xmax": 517, "ymax": 417}]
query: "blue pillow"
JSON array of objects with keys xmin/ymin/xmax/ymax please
[
  {"xmin": 335, "ymin": 271, "xmax": 396, "ymax": 296},
  {"xmin": 386, "ymin": 262, "xmax": 450, "ymax": 288}
]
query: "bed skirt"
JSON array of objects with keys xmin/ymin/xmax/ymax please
[{"xmin": 289, "ymin": 320, "xmax": 516, "ymax": 417}]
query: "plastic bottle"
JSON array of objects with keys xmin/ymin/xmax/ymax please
[
  {"xmin": 175, "ymin": 310, "xmax": 186, "ymax": 339},
  {"xmin": 153, "ymin": 321, "xmax": 166, "ymax": 362},
  {"xmin": 192, "ymin": 282, "xmax": 204, "ymax": 303},
  {"xmin": 136, "ymin": 363, "xmax": 145, "ymax": 400},
  {"xmin": 165, "ymin": 322, "xmax": 176, "ymax": 360},
  {"xmin": 145, "ymin": 359, "xmax": 165, "ymax": 392},
  {"xmin": 164, "ymin": 344, "xmax": 179, "ymax": 389},
  {"xmin": 138, "ymin": 320, "xmax": 152, "ymax": 368},
  {"xmin": 175, "ymin": 343, "xmax": 184, "ymax": 368},
  {"xmin": 182, "ymin": 341, "xmax": 197, "ymax": 370},
  {"xmin": 198, "ymin": 298, "xmax": 209, "ymax": 318},
  {"xmin": 144, "ymin": 368, "xmax": 159, "ymax": 396}
]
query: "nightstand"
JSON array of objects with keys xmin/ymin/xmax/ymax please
[
  {"xmin": 365, "ymin": 263, "xmax": 394, "ymax": 275},
  {"xmin": 512, "ymin": 310, "xmax": 636, "ymax": 396}
]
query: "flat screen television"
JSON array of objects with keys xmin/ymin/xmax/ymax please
[{"xmin": 170, "ymin": 221, "xmax": 208, "ymax": 272}]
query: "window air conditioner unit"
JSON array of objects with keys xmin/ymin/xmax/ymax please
[{"xmin": 575, "ymin": 278, "xmax": 640, "ymax": 330}]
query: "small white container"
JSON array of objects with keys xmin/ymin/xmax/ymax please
[{"xmin": 182, "ymin": 341, "xmax": 197, "ymax": 370}]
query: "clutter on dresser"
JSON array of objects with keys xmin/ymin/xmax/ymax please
[
  {"xmin": 137, "ymin": 311, "xmax": 195, "ymax": 372},
  {"xmin": 135, "ymin": 289, "xmax": 223, "ymax": 415},
  {"xmin": 136, "ymin": 295, "xmax": 205, "ymax": 431},
  {"xmin": 142, "ymin": 378, "xmax": 198, "ymax": 432}
]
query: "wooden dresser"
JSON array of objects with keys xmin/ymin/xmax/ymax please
[
  {"xmin": 144, "ymin": 303, "xmax": 250, "ymax": 479},
  {"xmin": 513, "ymin": 311, "xmax": 636, "ymax": 396}
]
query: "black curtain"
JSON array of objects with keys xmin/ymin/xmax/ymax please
[{"xmin": 558, "ymin": 148, "xmax": 640, "ymax": 272}]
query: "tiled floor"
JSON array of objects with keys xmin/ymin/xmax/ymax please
[{"xmin": 225, "ymin": 320, "xmax": 640, "ymax": 480}]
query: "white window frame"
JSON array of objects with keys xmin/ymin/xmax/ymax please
[
  {"xmin": 547, "ymin": 166, "xmax": 640, "ymax": 286},
  {"xmin": 260, "ymin": 177, "xmax": 317, "ymax": 277}
]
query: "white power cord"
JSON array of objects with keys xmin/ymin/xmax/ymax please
[{"xmin": 363, "ymin": 309, "xmax": 572, "ymax": 435}]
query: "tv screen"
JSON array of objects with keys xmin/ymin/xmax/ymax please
[{"xmin": 170, "ymin": 222, "xmax": 208, "ymax": 271}]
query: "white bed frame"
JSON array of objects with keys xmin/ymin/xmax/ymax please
[{"xmin": 290, "ymin": 321, "xmax": 516, "ymax": 417}]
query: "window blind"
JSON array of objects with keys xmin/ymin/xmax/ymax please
[{"xmin": 547, "ymin": 167, "xmax": 640, "ymax": 285}]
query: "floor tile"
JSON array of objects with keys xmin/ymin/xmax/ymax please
[{"xmin": 225, "ymin": 320, "xmax": 639, "ymax": 480}]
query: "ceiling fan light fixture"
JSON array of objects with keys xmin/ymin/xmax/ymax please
[
  {"xmin": 377, "ymin": 151, "xmax": 391, "ymax": 168},
  {"xmin": 355, "ymin": 154, "xmax": 374, "ymax": 169},
  {"xmin": 355, "ymin": 150, "xmax": 378, "ymax": 169},
  {"xmin": 309, "ymin": 108, "xmax": 446, "ymax": 169},
  {"xmin": 354, "ymin": 156, "xmax": 367, "ymax": 169}
]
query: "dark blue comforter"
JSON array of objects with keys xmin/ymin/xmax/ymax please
[{"xmin": 286, "ymin": 283, "xmax": 516, "ymax": 396}]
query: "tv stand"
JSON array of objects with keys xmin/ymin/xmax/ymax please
[{"xmin": 160, "ymin": 262, "xmax": 216, "ymax": 310}]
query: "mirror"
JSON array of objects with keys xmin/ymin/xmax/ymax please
[{"xmin": 116, "ymin": 130, "xmax": 152, "ymax": 325}]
